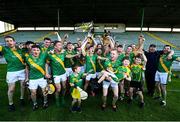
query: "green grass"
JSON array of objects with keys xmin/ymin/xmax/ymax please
[{"xmin": 0, "ymin": 64, "xmax": 180, "ymax": 121}]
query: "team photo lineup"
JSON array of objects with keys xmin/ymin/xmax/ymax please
[{"xmin": 0, "ymin": 29, "xmax": 179, "ymax": 114}]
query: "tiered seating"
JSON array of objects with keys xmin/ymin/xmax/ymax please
[
  {"xmin": 0, "ymin": 31, "xmax": 180, "ymax": 71},
  {"xmin": 113, "ymin": 32, "xmax": 165, "ymax": 50},
  {"xmin": 151, "ymin": 32, "xmax": 180, "ymax": 48}
]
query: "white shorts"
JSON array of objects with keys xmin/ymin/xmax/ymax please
[
  {"xmin": 6, "ymin": 69, "xmax": 25, "ymax": 84},
  {"xmin": 80, "ymin": 66, "xmax": 85, "ymax": 73},
  {"xmin": 29, "ymin": 78, "xmax": 47, "ymax": 90},
  {"xmin": 54, "ymin": 73, "xmax": 67, "ymax": 84},
  {"xmin": 96, "ymin": 72, "xmax": 102, "ymax": 78},
  {"xmin": 103, "ymin": 80, "xmax": 118, "ymax": 89},
  {"xmin": 155, "ymin": 71, "xmax": 168, "ymax": 85},
  {"xmin": 66, "ymin": 68, "xmax": 73, "ymax": 77},
  {"xmin": 86, "ymin": 73, "xmax": 96, "ymax": 81}
]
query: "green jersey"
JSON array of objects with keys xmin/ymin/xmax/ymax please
[
  {"xmin": 26, "ymin": 53, "xmax": 47, "ymax": 80},
  {"xmin": 96, "ymin": 59, "xmax": 105, "ymax": 72},
  {"xmin": 104, "ymin": 59, "xmax": 122, "ymax": 72},
  {"xmin": 21, "ymin": 48, "xmax": 29, "ymax": 55},
  {"xmin": 0, "ymin": 46, "xmax": 25, "ymax": 72},
  {"xmin": 131, "ymin": 64, "xmax": 144, "ymax": 82},
  {"xmin": 113, "ymin": 66, "xmax": 131, "ymax": 82},
  {"xmin": 47, "ymin": 52, "xmax": 66, "ymax": 76},
  {"xmin": 104, "ymin": 52, "xmax": 111, "ymax": 59},
  {"xmin": 118, "ymin": 53, "xmax": 125, "ymax": 66},
  {"xmin": 85, "ymin": 54, "xmax": 98, "ymax": 73},
  {"xmin": 40, "ymin": 45, "xmax": 53, "ymax": 53},
  {"xmin": 158, "ymin": 54, "xmax": 178, "ymax": 73},
  {"xmin": 126, "ymin": 52, "xmax": 135, "ymax": 64},
  {"xmin": 74, "ymin": 54, "xmax": 85, "ymax": 66},
  {"xmin": 70, "ymin": 73, "xmax": 84, "ymax": 88},
  {"xmin": 64, "ymin": 50, "xmax": 76, "ymax": 68}
]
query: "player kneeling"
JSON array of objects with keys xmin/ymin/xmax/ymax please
[
  {"xmin": 69, "ymin": 66, "xmax": 87, "ymax": 113},
  {"xmin": 128, "ymin": 53, "xmax": 147, "ymax": 108}
]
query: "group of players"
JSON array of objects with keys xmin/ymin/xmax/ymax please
[{"xmin": 0, "ymin": 31, "xmax": 179, "ymax": 113}]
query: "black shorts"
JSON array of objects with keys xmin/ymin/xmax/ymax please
[{"xmin": 130, "ymin": 81, "xmax": 143, "ymax": 91}]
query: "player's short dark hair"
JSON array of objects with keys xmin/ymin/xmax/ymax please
[
  {"xmin": 134, "ymin": 54, "xmax": 142, "ymax": 60},
  {"xmin": 149, "ymin": 44, "xmax": 156, "ymax": 48},
  {"xmin": 122, "ymin": 56, "xmax": 130, "ymax": 61},
  {"xmin": 95, "ymin": 48, "xmax": 104, "ymax": 53},
  {"xmin": 25, "ymin": 41, "xmax": 34, "ymax": 45},
  {"xmin": 67, "ymin": 42, "xmax": 72, "ymax": 45},
  {"xmin": 97, "ymin": 44, "xmax": 103, "ymax": 47},
  {"xmin": 54, "ymin": 40, "xmax": 61, "ymax": 46},
  {"xmin": 117, "ymin": 44, "xmax": 123, "ymax": 48},
  {"xmin": 164, "ymin": 45, "xmax": 171, "ymax": 49},
  {"xmin": 72, "ymin": 65, "xmax": 80, "ymax": 72},
  {"xmin": 31, "ymin": 44, "xmax": 41, "ymax": 49},
  {"xmin": 44, "ymin": 37, "xmax": 51, "ymax": 41},
  {"xmin": 4, "ymin": 36, "xmax": 15, "ymax": 41}
]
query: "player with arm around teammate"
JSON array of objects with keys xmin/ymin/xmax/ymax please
[
  {"xmin": 25, "ymin": 45, "xmax": 50, "ymax": 110},
  {"xmin": 0, "ymin": 36, "xmax": 26, "ymax": 111}
]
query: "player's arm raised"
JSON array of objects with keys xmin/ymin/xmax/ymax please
[
  {"xmin": 141, "ymin": 51, "xmax": 147, "ymax": 69},
  {"xmin": 81, "ymin": 37, "xmax": 88, "ymax": 56},
  {"xmin": 137, "ymin": 35, "xmax": 145, "ymax": 51},
  {"xmin": 109, "ymin": 36, "xmax": 115, "ymax": 49},
  {"xmin": 54, "ymin": 32, "xmax": 63, "ymax": 44}
]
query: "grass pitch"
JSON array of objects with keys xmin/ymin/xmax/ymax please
[{"xmin": 0, "ymin": 64, "xmax": 180, "ymax": 121}]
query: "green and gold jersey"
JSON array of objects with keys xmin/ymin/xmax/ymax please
[
  {"xmin": 113, "ymin": 66, "xmax": 131, "ymax": 82},
  {"xmin": 70, "ymin": 73, "xmax": 84, "ymax": 88},
  {"xmin": 104, "ymin": 59, "xmax": 122, "ymax": 72},
  {"xmin": 21, "ymin": 48, "xmax": 29, "ymax": 55},
  {"xmin": 0, "ymin": 46, "xmax": 25, "ymax": 72},
  {"xmin": 118, "ymin": 53, "xmax": 125, "ymax": 66},
  {"xmin": 26, "ymin": 53, "xmax": 47, "ymax": 80},
  {"xmin": 47, "ymin": 51, "xmax": 66, "ymax": 76},
  {"xmin": 126, "ymin": 52, "xmax": 135, "ymax": 64},
  {"xmin": 158, "ymin": 54, "xmax": 178, "ymax": 73},
  {"xmin": 40, "ymin": 45, "xmax": 53, "ymax": 53},
  {"xmin": 131, "ymin": 64, "xmax": 144, "ymax": 82},
  {"xmin": 104, "ymin": 52, "xmax": 111, "ymax": 59},
  {"xmin": 64, "ymin": 50, "xmax": 76, "ymax": 68},
  {"xmin": 85, "ymin": 54, "xmax": 98, "ymax": 73}
]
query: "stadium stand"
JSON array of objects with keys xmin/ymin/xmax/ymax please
[
  {"xmin": 0, "ymin": 31, "xmax": 179, "ymax": 51},
  {"xmin": 0, "ymin": 31, "xmax": 180, "ymax": 71},
  {"xmin": 151, "ymin": 32, "xmax": 180, "ymax": 48}
]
